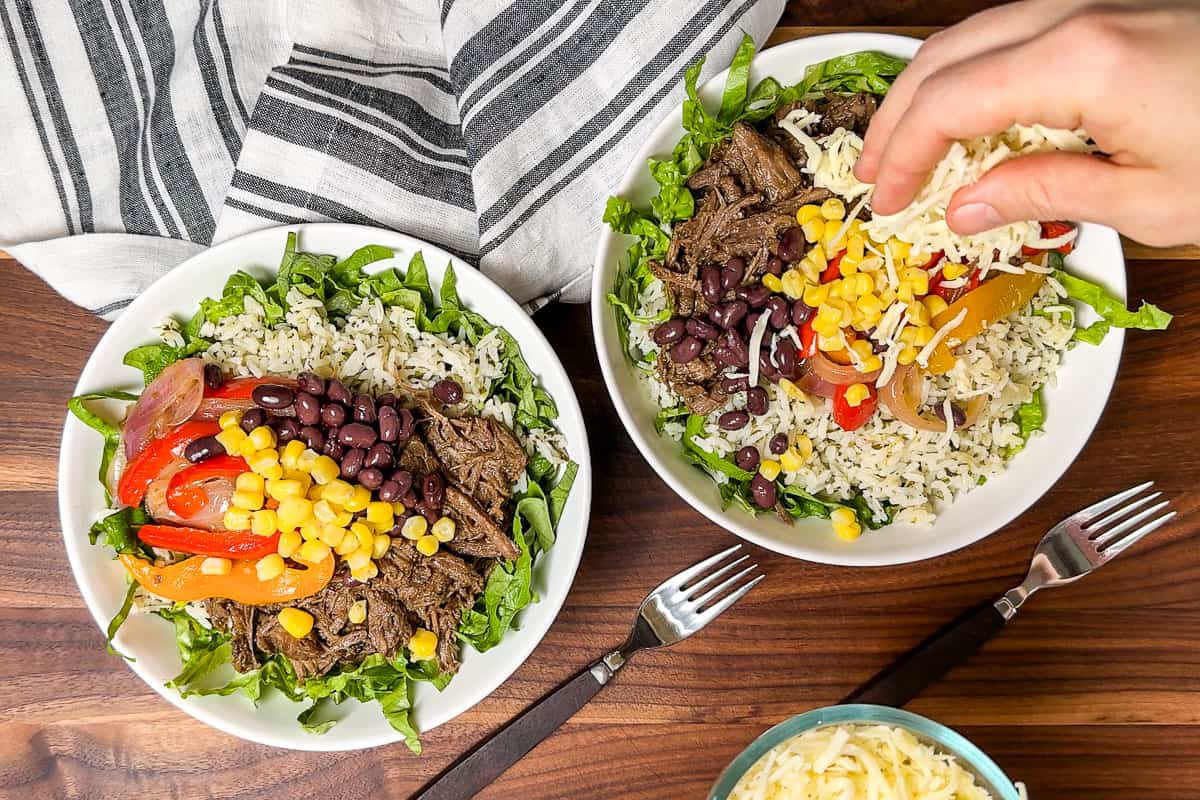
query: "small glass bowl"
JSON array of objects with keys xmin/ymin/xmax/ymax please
[{"xmin": 708, "ymin": 704, "xmax": 1020, "ymax": 800}]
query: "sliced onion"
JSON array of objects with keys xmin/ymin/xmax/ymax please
[
  {"xmin": 881, "ymin": 365, "xmax": 985, "ymax": 432},
  {"xmin": 809, "ymin": 349, "xmax": 881, "ymax": 385},
  {"xmin": 191, "ymin": 395, "xmax": 256, "ymax": 421},
  {"xmin": 105, "ymin": 434, "xmax": 128, "ymax": 499},
  {"xmin": 144, "ymin": 458, "xmax": 234, "ymax": 531},
  {"xmin": 795, "ymin": 365, "xmax": 839, "ymax": 399},
  {"xmin": 124, "ymin": 358, "xmax": 206, "ymax": 459}
]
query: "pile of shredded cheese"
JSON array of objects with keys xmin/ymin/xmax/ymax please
[
  {"xmin": 728, "ymin": 724, "xmax": 999, "ymax": 800},
  {"xmin": 780, "ymin": 114, "xmax": 1092, "ymax": 278}
]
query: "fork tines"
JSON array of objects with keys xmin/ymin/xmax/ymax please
[
  {"xmin": 669, "ymin": 544, "xmax": 764, "ymax": 628},
  {"xmin": 1073, "ymin": 481, "xmax": 1177, "ymax": 559}
]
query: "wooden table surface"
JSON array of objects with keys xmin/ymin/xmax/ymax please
[{"xmin": 3, "ymin": 5, "xmax": 1199, "ymax": 800}]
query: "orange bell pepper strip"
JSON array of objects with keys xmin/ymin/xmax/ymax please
[
  {"xmin": 925, "ymin": 270, "xmax": 1046, "ymax": 375},
  {"xmin": 119, "ymin": 552, "xmax": 335, "ymax": 605}
]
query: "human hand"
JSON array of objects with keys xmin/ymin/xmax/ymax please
[{"xmin": 854, "ymin": 1, "xmax": 1200, "ymax": 246}]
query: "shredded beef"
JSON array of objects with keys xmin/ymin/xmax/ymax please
[
  {"xmin": 442, "ymin": 484, "xmax": 521, "ymax": 561},
  {"xmin": 656, "ymin": 347, "xmax": 729, "ymax": 415}
]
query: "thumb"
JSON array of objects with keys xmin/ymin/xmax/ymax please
[{"xmin": 946, "ymin": 151, "xmax": 1147, "ymax": 236}]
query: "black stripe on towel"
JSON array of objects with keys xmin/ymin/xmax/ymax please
[
  {"xmin": 212, "ymin": 0, "xmax": 250, "ymax": 123},
  {"xmin": 449, "ymin": 0, "xmax": 567, "ymax": 93},
  {"xmin": 195, "ymin": 0, "xmax": 242, "ymax": 161}
]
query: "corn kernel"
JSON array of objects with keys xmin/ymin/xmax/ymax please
[
  {"xmin": 248, "ymin": 425, "xmax": 276, "ymax": 451},
  {"xmin": 432, "ymin": 517, "xmax": 456, "ymax": 543},
  {"xmin": 320, "ymin": 524, "xmax": 347, "ymax": 548},
  {"xmin": 806, "ymin": 244, "xmax": 827, "ymax": 270},
  {"xmin": 834, "ymin": 520, "xmax": 863, "ymax": 541},
  {"xmin": 798, "ymin": 257, "xmax": 822, "ymax": 284},
  {"xmin": 392, "ymin": 502, "xmax": 407, "ymax": 515},
  {"xmin": 237, "ymin": 434, "xmax": 259, "ymax": 457},
  {"xmin": 906, "ymin": 301, "xmax": 931, "ymax": 326},
  {"xmin": 351, "ymin": 562, "xmax": 379, "ymax": 582},
  {"xmin": 898, "ymin": 282, "xmax": 915, "ymax": 304},
  {"xmin": 822, "ymin": 222, "xmax": 846, "ymax": 254},
  {"xmin": 214, "ymin": 427, "xmax": 247, "ymax": 455},
  {"xmin": 261, "ymin": 463, "xmax": 283, "ymax": 481},
  {"xmin": 312, "ymin": 499, "xmax": 337, "ymax": 524},
  {"xmin": 886, "ymin": 239, "xmax": 911, "ymax": 263},
  {"xmin": 306, "ymin": 483, "xmax": 325, "ymax": 501},
  {"xmin": 923, "ymin": 295, "xmax": 949, "ymax": 318},
  {"xmin": 401, "ymin": 515, "xmax": 428, "ymax": 540},
  {"xmin": 794, "ymin": 434, "xmax": 814, "ymax": 460},
  {"xmin": 879, "ymin": 287, "xmax": 897, "ymax": 306},
  {"xmin": 223, "ymin": 508, "xmax": 252, "ymax": 531},
  {"xmin": 826, "ymin": 280, "xmax": 842, "ymax": 300},
  {"xmin": 247, "ymin": 449, "xmax": 280, "ymax": 476},
  {"xmin": 862, "ymin": 355, "xmax": 883, "ymax": 372},
  {"xmin": 266, "ymin": 478, "xmax": 304, "ymax": 502},
  {"xmin": 278, "ymin": 608, "xmax": 314, "ymax": 638},
  {"xmin": 838, "ymin": 253, "xmax": 861, "ymax": 277},
  {"xmin": 341, "ymin": 485, "xmax": 375, "ymax": 512},
  {"xmin": 251, "ymin": 509, "xmax": 279, "ymax": 537},
  {"xmin": 803, "ymin": 283, "xmax": 829, "ymax": 307},
  {"xmin": 348, "ymin": 600, "xmax": 368, "ymax": 625},
  {"xmin": 219, "ymin": 410, "xmax": 243, "ymax": 430},
  {"xmin": 335, "ymin": 532, "xmax": 360, "ymax": 555},
  {"xmin": 235, "ymin": 472, "xmax": 263, "ymax": 494},
  {"xmin": 897, "ymin": 345, "xmax": 918, "ymax": 366},
  {"xmin": 914, "ymin": 325, "xmax": 936, "ymax": 347},
  {"xmin": 780, "ymin": 447, "xmax": 805, "ymax": 473},
  {"xmin": 232, "ymin": 489, "xmax": 264, "ymax": 511},
  {"xmin": 283, "ymin": 469, "xmax": 312, "ymax": 490},
  {"xmin": 280, "ymin": 439, "xmax": 307, "ymax": 470},
  {"xmin": 779, "ymin": 378, "xmax": 806, "ymax": 401},
  {"xmin": 796, "ymin": 203, "xmax": 823, "ymax": 224},
  {"xmin": 817, "ymin": 333, "xmax": 843, "ymax": 352},
  {"xmin": 276, "ymin": 496, "xmax": 313, "ymax": 530},
  {"xmin": 366, "ymin": 501, "xmax": 394, "ymax": 530},
  {"xmin": 351, "ymin": 522, "xmax": 375, "ymax": 551},
  {"xmin": 296, "ymin": 448, "xmax": 320, "ymax": 473},
  {"xmin": 780, "ymin": 269, "xmax": 805, "ymax": 299},
  {"xmin": 759, "ymin": 459, "xmax": 781, "ymax": 481},
  {"xmin": 200, "ymin": 557, "xmax": 232, "ymax": 576},
  {"xmin": 843, "ymin": 383, "xmax": 871, "ymax": 408},
  {"xmin": 408, "ymin": 629, "xmax": 438, "ymax": 660},
  {"xmin": 256, "ymin": 553, "xmax": 285, "ymax": 581},
  {"xmin": 846, "ymin": 234, "xmax": 866, "ymax": 261},
  {"xmin": 322, "ymin": 479, "xmax": 355, "ymax": 506},
  {"xmin": 761, "ymin": 273, "xmax": 783, "ymax": 293},
  {"xmin": 333, "ymin": 510, "xmax": 354, "ymax": 528},
  {"xmin": 910, "ymin": 273, "xmax": 930, "ymax": 297},
  {"xmin": 850, "ymin": 339, "xmax": 874, "ymax": 361},
  {"xmin": 854, "ymin": 273, "xmax": 875, "ymax": 296},
  {"xmin": 372, "ymin": 534, "xmax": 392, "ymax": 559},
  {"xmin": 827, "ymin": 298, "xmax": 852, "ymax": 326},
  {"xmin": 831, "ymin": 507, "xmax": 856, "ymax": 526},
  {"xmin": 820, "ymin": 197, "xmax": 846, "ymax": 221},
  {"xmin": 942, "ymin": 262, "xmax": 968, "ymax": 280},
  {"xmin": 298, "ymin": 539, "xmax": 331, "ymax": 564},
  {"xmin": 277, "ymin": 529, "xmax": 302, "ymax": 558},
  {"xmin": 300, "ymin": 521, "xmax": 324, "ymax": 542},
  {"xmin": 415, "ymin": 534, "xmax": 440, "ymax": 556},
  {"xmin": 346, "ymin": 548, "xmax": 374, "ymax": 571},
  {"xmin": 802, "ymin": 218, "xmax": 825, "ymax": 244},
  {"xmin": 856, "ymin": 293, "xmax": 884, "ymax": 318},
  {"xmin": 310, "ymin": 455, "xmax": 340, "ymax": 485}
]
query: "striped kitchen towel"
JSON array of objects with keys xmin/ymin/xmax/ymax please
[{"xmin": 0, "ymin": 0, "xmax": 783, "ymax": 318}]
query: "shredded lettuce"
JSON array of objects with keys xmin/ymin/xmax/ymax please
[
  {"xmin": 105, "ymin": 582, "xmax": 139, "ymax": 660},
  {"xmin": 1051, "ymin": 254, "xmax": 1172, "ymax": 344},
  {"xmin": 1003, "ymin": 388, "xmax": 1047, "ymax": 458},
  {"xmin": 67, "ymin": 390, "xmax": 138, "ymax": 502},
  {"xmin": 87, "ymin": 506, "xmax": 153, "ymax": 558}
]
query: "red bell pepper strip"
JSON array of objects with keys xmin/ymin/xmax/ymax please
[
  {"xmin": 799, "ymin": 318, "xmax": 818, "ymax": 358},
  {"xmin": 206, "ymin": 376, "xmax": 296, "ymax": 400},
  {"xmin": 116, "ymin": 421, "xmax": 221, "ymax": 507},
  {"xmin": 137, "ymin": 524, "xmax": 280, "ymax": 559},
  {"xmin": 165, "ymin": 454, "xmax": 249, "ymax": 518},
  {"xmin": 832, "ymin": 383, "xmax": 878, "ymax": 432},
  {"xmin": 820, "ymin": 251, "xmax": 846, "ymax": 284},
  {"xmin": 1022, "ymin": 221, "xmax": 1076, "ymax": 256}
]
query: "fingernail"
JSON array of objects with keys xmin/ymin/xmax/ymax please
[{"xmin": 951, "ymin": 202, "xmax": 1004, "ymax": 234}]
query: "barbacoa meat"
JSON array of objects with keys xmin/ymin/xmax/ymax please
[
  {"xmin": 442, "ymin": 484, "xmax": 520, "ymax": 561},
  {"xmin": 656, "ymin": 347, "xmax": 728, "ymax": 415}
]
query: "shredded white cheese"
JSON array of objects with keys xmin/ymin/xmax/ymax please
[
  {"xmin": 747, "ymin": 312, "xmax": 772, "ymax": 388},
  {"xmin": 916, "ymin": 307, "xmax": 968, "ymax": 367},
  {"xmin": 729, "ymin": 723, "xmax": 999, "ymax": 800}
]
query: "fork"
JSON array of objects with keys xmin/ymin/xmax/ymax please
[
  {"xmin": 846, "ymin": 481, "xmax": 1177, "ymax": 707},
  {"xmin": 414, "ymin": 545, "xmax": 764, "ymax": 800}
]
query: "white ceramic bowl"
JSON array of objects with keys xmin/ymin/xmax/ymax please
[
  {"xmin": 59, "ymin": 223, "xmax": 592, "ymax": 751},
  {"xmin": 591, "ymin": 33, "xmax": 1125, "ymax": 566}
]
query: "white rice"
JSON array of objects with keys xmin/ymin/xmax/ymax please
[
  {"xmin": 634, "ymin": 281, "xmax": 1073, "ymax": 526},
  {"xmin": 193, "ymin": 288, "xmax": 567, "ymax": 465}
]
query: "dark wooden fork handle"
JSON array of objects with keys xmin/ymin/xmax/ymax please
[
  {"xmin": 843, "ymin": 600, "xmax": 1007, "ymax": 707},
  {"xmin": 412, "ymin": 661, "xmax": 610, "ymax": 800}
]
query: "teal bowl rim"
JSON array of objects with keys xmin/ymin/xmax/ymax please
[{"xmin": 708, "ymin": 704, "xmax": 1020, "ymax": 800}]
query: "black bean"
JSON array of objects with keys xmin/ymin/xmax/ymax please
[
  {"xmin": 339, "ymin": 422, "xmax": 378, "ymax": 449},
  {"xmin": 700, "ymin": 265, "xmax": 722, "ymax": 304},
  {"xmin": 933, "ymin": 402, "xmax": 967, "ymax": 428},
  {"xmin": 750, "ymin": 474, "xmax": 777, "ymax": 508},
  {"xmin": 433, "ymin": 378, "xmax": 463, "ymax": 405},
  {"xmin": 686, "ymin": 318, "xmax": 719, "ymax": 341},
  {"xmin": 273, "ymin": 417, "xmax": 300, "ymax": 443},
  {"xmin": 184, "ymin": 435, "xmax": 224, "ymax": 463},
  {"xmin": 324, "ymin": 438, "xmax": 345, "ymax": 460},
  {"xmin": 390, "ymin": 470, "xmax": 414, "ymax": 497},
  {"xmin": 735, "ymin": 446, "xmax": 760, "ymax": 471},
  {"xmin": 720, "ymin": 257, "xmax": 746, "ymax": 290},
  {"xmin": 422, "ymin": 472, "xmax": 445, "ymax": 511},
  {"xmin": 377, "ymin": 405, "xmax": 400, "ymax": 443},
  {"xmin": 791, "ymin": 300, "xmax": 814, "ymax": 326},
  {"xmin": 376, "ymin": 392, "xmax": 397, "ymax": 407},
  {"xmin": 709, "ymin": 300, "xmax": 748, "ymax": 330},
  {"xmin": 775, "ymin": 336, "xmax": 798, "ymax": 378},
  {"xmin": 766, "ymin": 256, "xmax": 784, "ymax": 277},
  {"xmin": 351, "ymin": 393, "xmax": 377, "ymax": 424},
  {"xmin": 251, "ymin": 383, "xmax": 294, "ymax": 410},
  {"xmin": 735, "ymin": 284, "xmax": 772, "ymax": 309},
  {"xmin": 723, "ymin": 329, "xmax": 749, "ymax": 368},
  {"xmin": 866, "ymin": 332, "xmax": 887, "ymax": 354},
  {"xmin": 653, "ymin": 318, "xmax": 686, "ymax": 346},
  {"xmin": 720, "ymin": 375, "xmax": 750, "ymax": 394},
  {"xmin": 294, "ymin": 392, "xmax": 321, "ymax": 426},
  {"xmin": 378, "ymin": 480, "xmax": 402, "ymax": 502},
  {"xmin": 297, "ymin": 371, "xmax": 325, "ymax": 396},
  {"xmin": 358, "ymin": 467, "xmax": 384, "ymax": 490},
  {"xmin": 240, "ymin": 407, "xmax": 267, "ymax": 433},
  {"xmin": 203, "ymin": 363, "xmax": 223, "ymax": 391},
  {"xmin": 765, "ymin": 296, "xmax": 790, "ymax": 330},
  {"xmin": 320, "ymin": 402, "xmax": 347, "ymax": 428},
  {"xmin": 669, "ymin": 336, "xmax": 704, "ymax": 364},
  {"xmin": 759, "ymin": 349, "xmax": 781, "ymax": 383},
  {"xmin": 769, "ymin": 433, "xmax": 789, "ymax": 455},
  {"xmin": 743, "ymin": 312, "xmax": 762, "ymax": 339},
  {"xmin": 364, "ymin": 443, "xmax": 394, "ymax": 471},
  {"xmin": 746, "ymin": 387, "xmax": 768, "ymax": 416},
  {"xmin": 401, "ymin": 489, "xmax": 419, "ymax": 509},
  {"xmin": 395, "ymin": 408, "xmax": 415, "ymax": 444},
  {"xmin": 778, "ymin": 226, "xmax": 806, "ymax": 262},
  {"xmin": 718, "ymin": 410, "xmax": 750, "ymax": 431},
  {"xmin": 299, "ymin": 425, "xmax": 325, "ymax": 452},
  {"xmin": 414, "ymin": 499, "xmax": 439, "ymax": 524},
  {"xmin": 340, "ymin": 447, "xmax": 365, "ymax": 479},
  {"xmin": 326, "ymin": 379, "xmax": 351, "ymax": 406},
  {"xmin": 712, "ymin": 345, "xmax": 739, "ymax": 368}
]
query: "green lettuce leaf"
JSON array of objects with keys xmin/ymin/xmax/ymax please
[
  {"xmin": 682, "ymin": 414, "xmax": 753, "ymax": 481},
  {"xmin": 87, "ymin": 506, "xmax": 153, "ymax": 558},
  {"xmin": 1053, "ymin": 260, "xmax": 1171, "ymax": 344},
  {"xmin": 105, "ymin": 581, "xmax": 138, "ymax": 659},
  {"xmin": 122, "ymin": 339, "xmax": 208, "ymax": 383},
  {"xmin": 654, "ymin": 404, "xmax": 690, "ymax": 436},
  {"xmin": 67, "ymin": 390, "xmax": 139, "ymax": 502},
  {"xmin": 459, "ymin": 525, "xmax": 533, "ymax": 653},
  {"xmin": 155, "ymin": 605, "xmax": 235, "ymax": 689}
]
